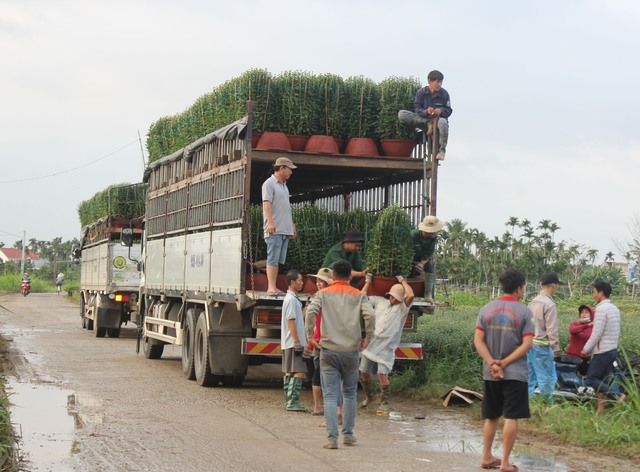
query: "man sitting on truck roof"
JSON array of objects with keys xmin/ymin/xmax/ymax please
[
  {"xmin": 321, "ymin": 229, "xmax": 368, "ymax": 284},
  {"xmin": 398, "ymin": 69, "xmax": 452, "ymax": 161},
  {"xmin": 262, "ymin": 157, "xmax": 297, "ymax": 296}
]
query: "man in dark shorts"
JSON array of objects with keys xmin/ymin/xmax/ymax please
[{"xmin": 474, "ymin": 269, "xmax": 534, "ymax": 472}]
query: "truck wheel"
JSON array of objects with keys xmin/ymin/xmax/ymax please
[
  {"xmin": 194, "ymin": 312, "xmax": 220, "ymax": 387},
  {"xmin": 86, "ymin": 319, "xmax": 94, "ymax": 331},
  {"xmin": 95, "ymin": 327, "xmax": 106, "ymax": 338},
  {"xmin": 81, "ymin": 298, "xmax": 86, "ymax": 329},
  {"xmin": 143, "ymin": 337, "xmax": 164, "ymax": 359},
  {"xmin": 107, "ymin": 328, "xmax": 121, "ymax": 338},
  {"xmin": 181, "ymin": 309, "xmax": 197, "ymax": 380}
]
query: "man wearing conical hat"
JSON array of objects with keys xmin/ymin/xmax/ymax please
[{"xmin": 410, "ymin": 215, "xmax": 446, "ymax": 302}]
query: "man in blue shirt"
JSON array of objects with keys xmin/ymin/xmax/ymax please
[{"xmin": 398, "ymin": 70, "xmax": 452, "ymax": 161}]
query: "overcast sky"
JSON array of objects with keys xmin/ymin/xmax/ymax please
[{"xmin": 1, "ymin": 0, "xmax": 638, "ymax": 263}]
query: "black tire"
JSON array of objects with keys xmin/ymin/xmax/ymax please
[
  {"xmin": 86, "ymin": 318, "xmax": 94, "ymax": 331},
  {"xmin": 95, "ymin": 326, "xmax": 106, "ymax": 338},
  {"xmin": 81, "ymin": 298, "xmax": 86, "ymax": 329},
  {"xmin": 194, "ymin": 312, "xmax": 220, "ymax": 387},
  {"xmin": 143, "ymin": 336, "xmax": 164, "ymax": 359},
  {"xmin": 181, "ymin": 309, "xmax": 197, "ymax": 380},
  {"xmin": 107, "ymin": 328, "xmax": 121, "ymax": 338}
]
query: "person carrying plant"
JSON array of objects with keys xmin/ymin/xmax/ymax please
[
  {"xmin": 474, "ymin": 268, "xmax": 534, "ymax": 472},
  {"xmin": 410, "ymin": 215, "xmax": 446, "ymax": 302},
  {"xmin": 280, "ymin": 269, "xmax": 307, "ymax": 412},
  {"xmin": 262, "ymin": 157, "xmax": 297, "ymax": 296},
  {"xmin": 321, "ymin": 229, "xmax": 368, "ymax": 284},
  {"xmin": 359, "ymin": 275, "xmax": 414, "ymax": 414},
  {"xmin": 526, "ymin": 272, "xmax": 564, "ymax": 402},
  {"xmin": 397, "ymin": 69, "xmax": 452, "ymax": 161}
]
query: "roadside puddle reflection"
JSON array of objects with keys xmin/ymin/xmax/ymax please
[
  {"xmin": 7, "ymin": 379, "xmax": 76, "ymax": 470},
  {"xmin": 7, "ymin": 379, "xmax": 106, "ymax": 471},
  {"xmin": 387, "ymin": 408, "xmax": 572, "ymax": 472}
]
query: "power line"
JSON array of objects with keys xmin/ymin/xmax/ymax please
[{"xmin": 0, "ymin": 139, "xmax": 140, "ymax": 184}]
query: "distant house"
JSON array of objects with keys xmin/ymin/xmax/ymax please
[
  {"xmin": 601, "ymin": 261, "xmax": 632, "ymax": 283},
  {"xmin": 0, "ymin": 248, "xmax": 47, "ymax": 269}
]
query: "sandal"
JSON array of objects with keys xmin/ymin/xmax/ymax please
[
  {"xmin": 481, "ymin": 458, "xmax": 501, "ymax": 469},
  {"xmin": 500, "ymin": 465, "xmax": 518, "ymax": 472}
]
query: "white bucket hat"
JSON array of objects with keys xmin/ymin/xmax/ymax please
[
  {"xmin": 385, "ymin": 284, "xmax": 406, "ymax": 301},
  {"xmin": 308, "ymin": 267, "xmax": 333, "ymax": 285},
  {"xmin": 418, "ymin": 215, "xmax": 446, "ymax": 233}
]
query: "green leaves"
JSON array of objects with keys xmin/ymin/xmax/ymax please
[
  {"xmin": 365, "ymin": 205, "xmax": 414, "ymax": 278},
  {"xmin": 77, "ymin": 183, "xmax": 146, "ymax": 227},
  {"xmin": 146, "ymin": 69, "xmax": 424, "ymax": 162}
]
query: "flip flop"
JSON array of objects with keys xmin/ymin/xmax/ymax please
[
  {"xmin": 266, "ymin": 290, "xmax": 285, "ymax": 297},
  {"xmin": 500, "ymin": 465, "xmax": 518, "ymax": 472},
  {"xmin": 312, "ymin": 411, "xmax": 324, "ymax": 416},
  {"xmin": 481, "ymin": 458, "xmax": 502, "ymax": 469}
]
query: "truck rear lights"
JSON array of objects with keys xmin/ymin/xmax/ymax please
[
  {"xmin": 115, "ymin": 294, "xmax": 131, "ymax": 303},
  {"xmin": 256, "ymin": 310, "xmax": 281, "ymax": 325},
  {"xmin": 404, "ymin": 313, "xmax": 415, "ymax": 329}
]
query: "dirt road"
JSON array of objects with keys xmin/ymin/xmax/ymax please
[{"xmin": 0, "ymin": 293, "xmax": 633, "ymax": 472}]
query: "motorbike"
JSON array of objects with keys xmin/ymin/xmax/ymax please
[
  {"xmin": 550, "ymin": 352, "xmax": 639, "ymax": 401},
  {"xmin": 21, "ymin": 280, "xmax": 30, "ymax": 297}
]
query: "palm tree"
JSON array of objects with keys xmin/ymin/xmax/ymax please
[
  {"xmin": 587, "ymin": 248, "xmax": 599, "ymax": 264},
  {"xmin": 505, "ymin": 216, "xmax": 519, "ymax": 237},
  {"xmin": 548, "ymin": 222, "xmax": 560, "ymax": 241},
  {"xmin": 605, "ymin": 251, "xmax": 615, "ymax": 266}
]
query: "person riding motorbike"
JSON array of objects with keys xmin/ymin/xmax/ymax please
[{"xmin": 21, "ymin": 273, "xmax": 31, "ymax": 296}]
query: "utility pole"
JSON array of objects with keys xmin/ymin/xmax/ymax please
[{"xmin": 20, "ymin": 230, "xmax": 26, "ymax": 274}]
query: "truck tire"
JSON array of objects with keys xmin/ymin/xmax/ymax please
[
  {"xmin": 95, "ymin": 327, "xmax": 107, "ymax": 338},
  {"xmin": 86, "ymin": 318, "xmax": 94, "ymax": 331},
  {"xmin": 81, "ymin": 298, "xmax": 86, "ymax": 329},
  {"xmin": 194, "ymin": 312, "xmax": 220, "ymax": 387},
  {"xmin": 143, "ymin": 336, "xmax": 164, "ymax": 359},
  {"xmin": 181, "ymin": 309, "xmax": 197, "ymax": 380},
  {"xmin": 107, "ymin": 328, "xmax": 121, "ymax": 338}
]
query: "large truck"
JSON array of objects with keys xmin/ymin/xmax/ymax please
[
  {"xmin": 137, "ymin": 106, "xmax": 435, "ymax": 387},
  {"xmin": 77, "ymin": 185, "xmax": 145, "ymax": 338}
]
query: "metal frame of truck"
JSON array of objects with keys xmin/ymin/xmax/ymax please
[{"xmin": 139, "ymin": 105, "xmax": 435, "ymax": 387}]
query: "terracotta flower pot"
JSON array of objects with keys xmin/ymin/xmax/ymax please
[
  {"xmin": 304, "ymin": 135, "xmax": 339, "ymax": 154},
  {"xmin": 251, "ymin": 133, "xmax": 263, "ymax": 149},
  {"xmin": 244, "ymin": 272, "xmax": 268, "ymax": 292},
  {"xmin": 256, "ymin": 132, "xmax": 292, "ymax": 151},
  {"xmin": 369, "ymin": 276, "xmax": 397, "ymax": 296},
  {"xmin": 286, "ymin": 135, "xmax": 310, "ymax": 152},
  {"xmin": 407, "ymin": 278, "xmax": 425, "ymax": 296},
  {"xmin": 344, "ymin": 138, "xmax": 380, "ymax": 157},
  {"xmin": 380, "ymin": 139, "xmax": 416, "ymax": 158},
  {"xmin": 303, "ymin": 277, "xmax": 318, "ymax": 294}
]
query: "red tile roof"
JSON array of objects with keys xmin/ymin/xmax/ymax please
[{"xmin": 0, "ymin": 248, "xmax": 40, "ymax": 261}]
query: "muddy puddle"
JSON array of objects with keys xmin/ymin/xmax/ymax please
[
  {"xmin": 6, "ymin": 379, "xmax": 103, "ymax": 471},
  {"xmin": 386, "ymin": 409, "xmax": 573, "ymax": 471}
]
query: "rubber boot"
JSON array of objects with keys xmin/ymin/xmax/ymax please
[
  {"xmin": 424, "ymin": 272, "xmax": 436, "ymax": 303},
  {"xmin": 286, "ymin": 377, "xmax": 308, "ymax": 412},
  {"xmin": 377, "ymin": 384, "xmax": 391, "ymax": 414},
  {"xmin": 359, "ymin": 379, "xmax": 378, "ymax": 408},
  {"xmin": 283, "ymin": 376, "xmax": 291, "ymax": 407},
  {"xmin": 436, "ymin": 129, "xmax": 448, "ymax": 161}
]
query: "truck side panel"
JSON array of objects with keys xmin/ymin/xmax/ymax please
[
  {"xmin": 146, "ymin": 239, "xmax": 164, "ymax": 290},
  {"xmin": 210, "ymin": 227, "xmax": 243, "ymax": 293},
  {"xmin": 185, "ymin": 232, "xmax": 211, "ymax": 292},
  {"xmin": 110, "ymin": 244, "xmax": 142, "ymax": 290},
  {"xmin": 164, "ymin": 236, "xmax": 186, "ymax": 291}
]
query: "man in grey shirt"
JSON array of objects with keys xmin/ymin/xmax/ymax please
[{"xmin": 262, "ymin": 157, "xmax": 297, "ymax": 296}]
